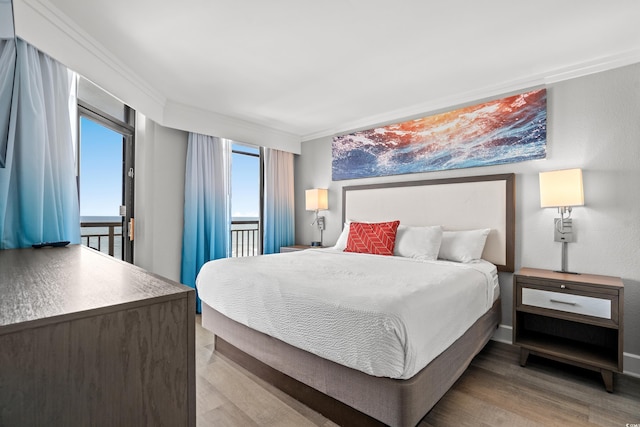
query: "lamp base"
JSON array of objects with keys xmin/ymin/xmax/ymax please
[
  {"xmin": 310, "ymin": 241, "xmax": 322, "ymax": 247},
  {"xmin": 554, "ymin": 270, "xmax": 580, "ymax": 275},
  {"xmin": 557, "ymin": 241, "xmax": 579, "ymax": 275}
]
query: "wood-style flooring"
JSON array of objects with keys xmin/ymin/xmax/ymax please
[{"xmin": 195, "ymin": 316, "xmax": 640, "ymax": 426}]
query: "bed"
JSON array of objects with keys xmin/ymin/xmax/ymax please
[{"xmin": 199, "ymin": 173, "xmax": 515, "ymax": 427}]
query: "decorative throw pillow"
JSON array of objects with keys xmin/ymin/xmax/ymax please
[
  {"xmin": 438, "ymin": 229, "xmax": 491, "ymax": 263},
  {"xmin": 345, "ymin": 220, "xmax": 400, "ymax": 256}
]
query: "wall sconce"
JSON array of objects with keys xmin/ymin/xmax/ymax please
[
  {"xmin": 305, "ymin": 188, "xmax": 328, "ymax": 247},
  {"xmin": 539, "ymin": 168, "xmax": 584, "ymax": 274}
]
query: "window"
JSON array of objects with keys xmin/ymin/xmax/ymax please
[{"xmin": 231, "ymin": 143, "xmax": 261, "ymax": 256}]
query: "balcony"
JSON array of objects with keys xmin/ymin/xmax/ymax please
[
  {"xmin": 231, "ymin": 220, "xmax": 260, "ymax": 257},
  {"xmin": 81, "ymin": 220, "xmax": 123, "ymax": 259},
  {"xmin": 80, "ymin": 219, "xmax": 260, "ymax": 260}
]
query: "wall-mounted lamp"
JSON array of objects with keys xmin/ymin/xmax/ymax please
[
  {"xmin": 539, "ymin": 168, "xmax": 584, "ymax": 274},
  {"xmin": 305, "ymin": 188, "xmax": 328, "ymax": 247}
]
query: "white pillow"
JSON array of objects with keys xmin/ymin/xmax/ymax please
[
  {"xmin": 333, "ymin": 222, "xmax": 351, "ymax": 250},
  {"xmin": 438, "ymin": 229, "xmax": 491, "ymax": 263},
  {"xmin": 394, "ymin": 225, "xmax": 442, "ymax": 260}
]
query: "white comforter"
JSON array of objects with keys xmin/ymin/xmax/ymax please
[{"xmin": 197, "ymin": 249, "xmax": 498, "ymax": 379}]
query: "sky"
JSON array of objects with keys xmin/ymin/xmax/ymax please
[
  {"xmin": 231, "ymin": 145, "xmax": 260, "ymax": 219},
  {"xmin": 80, "ymin": 117, "xmax": 260, "ymax": 220},
  {"xmin": 80, "ymin": 117, "xmax": 122, "ymax": 217}
]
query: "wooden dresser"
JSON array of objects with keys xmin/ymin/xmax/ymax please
[{"xmin": 0, "ymin": 245, "xmax": 196, "ymax": 426}]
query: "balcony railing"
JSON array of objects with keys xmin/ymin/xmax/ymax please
[
  {"xmin": 80, "ymin": 219, "xmax": 259, "ymax": 260},
  {"xmin": 231, "ymin": 220, "xmax": 260, "ymax": 257},
  {"xmin": 81, "ymin": 221, "xmax": 123, "ymax": 259}
]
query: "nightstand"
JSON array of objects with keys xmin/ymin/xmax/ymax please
[
  {"xmin": 513, "ymin": 267, "xmax": 624, "ymax": 392},
  {"xmin": 280, "ymin": 245, "xmax": 324, "ymax": 253}
]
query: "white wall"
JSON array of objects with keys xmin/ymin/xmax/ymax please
[
  {"xmin": 294, "ymin": 63, "xmax": 640, "ymax": 364},
  {"xmin": 134, "ymin": 113, "xmax": 188, "ymax": 283}
]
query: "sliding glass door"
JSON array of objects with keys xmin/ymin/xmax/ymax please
[{"xmin": 77, "ymin": 93, "xmax": 135, "ymax": 263}]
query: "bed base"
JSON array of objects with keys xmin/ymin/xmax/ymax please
[
  {"xmin": 214, "ymin": 337, "xmax": 385, "ymax": 427},
  {"xmin": 202, "ymin": 299, "xmax": 501, "ymax": 427}
]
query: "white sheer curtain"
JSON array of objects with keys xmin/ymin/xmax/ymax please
[
  {"xmin": 0, "ymin": 39, "xmax": 80, "ymax": 248},
  {"xmin": 263, "ymin": 148, "xmax": 295, "ymax": 254},
  {"xmin": 181, "ymin": 133, "xmax": 231, "ymax": 312}
]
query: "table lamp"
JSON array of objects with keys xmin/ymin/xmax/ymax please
[
  {"xmin": 305, "ymin": 188, "xmax": 328, "ymax": 246},
  {"xmin": 539, "ymin": 168, "xmax": 584, "ymax": 274}
]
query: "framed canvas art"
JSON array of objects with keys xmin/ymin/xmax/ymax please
[{"xmin": 332, "ymin": 88, "xmax": 546, "ymax": 180}]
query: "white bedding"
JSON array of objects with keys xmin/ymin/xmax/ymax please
[{"xmin": 197, "ymin": 249, "xmax": 498, "ymax": 379}]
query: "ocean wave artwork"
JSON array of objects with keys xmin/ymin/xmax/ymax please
[{"xmin": 332, "ymin": 89, "xmax": 547, "ymax": 180}]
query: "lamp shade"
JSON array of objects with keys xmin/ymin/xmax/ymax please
[
  {"xmin": 539, "ymin": 168, "xmax": 584, "ymax": 208},
  {"xmin": 305, "ymin": 188, "xmax": 328, "ymax": 211}
]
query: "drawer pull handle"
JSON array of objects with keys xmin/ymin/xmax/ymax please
[
  {"xmin": 550, "ymin": 298, "xmax": 577, "ymax": 306},
  {"xmin": 560, "ymin": 284, "xmax": 566, "ymax": 289}
]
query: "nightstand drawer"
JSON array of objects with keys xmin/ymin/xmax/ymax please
[{"xmin": 522, "ymin": 288, "xmax": 611, "ymax": 319}]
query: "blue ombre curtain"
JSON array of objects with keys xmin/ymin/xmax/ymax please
[
  {"xmin": 263, "ymin": 148, "xmax": 295, "ymax": 254},
  {"xmin": 0, "ymin": 39, "xmax": 80, "ymax": 248},
  {"xmin": 181, "ymin": 133, "xmax": 231, "ymax": 312}
]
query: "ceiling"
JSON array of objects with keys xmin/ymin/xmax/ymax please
[{"xmin": 16, "ymin": 0, "xmax": 640, "ymax": 142}]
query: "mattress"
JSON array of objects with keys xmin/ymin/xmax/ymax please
[{"xmin": 197, "ymin": 249, "xmax": 498, "ymax": 379}]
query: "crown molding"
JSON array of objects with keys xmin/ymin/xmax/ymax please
[
  {"xmin": 163, "ymin": 101, "xmax": 301, "ymax": 154},
  {"xmin": 13, "ymin": 0, "xmax": 640, "ymax": 147},
  {"xmin": 302, "ymin": 49, "xmax": 640, "ymax": 142},
  {"xmin": 543, "ymin": 48, "xmax": 640, "ymax": 84},
  {"xmin": 14, "ymin": 0, "xmax": 302, "ymax": 151},
  {"xmin": 14, "ymin": 0, "xmax": 167, "ymax": 122}
]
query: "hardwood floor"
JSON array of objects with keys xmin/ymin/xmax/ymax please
[{"xmin": 195, "ymin": 316, "xmax": 640, "ymax": 426}]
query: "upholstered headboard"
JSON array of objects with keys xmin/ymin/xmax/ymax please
[{"xmin": 342, "ymin": 173, "xmax": 515, "ymax": 272}]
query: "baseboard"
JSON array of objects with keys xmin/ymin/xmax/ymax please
[
  {"xmin": 623, "ymin": 352, "xmax": 640, "ymax": 378},
  {"xmin": 491, "ymin": 323, "xmax": 513, "ymax": 345},
  {"xmin": 491, "ymin": 324, "xmax": 640, "ymax": 378}
]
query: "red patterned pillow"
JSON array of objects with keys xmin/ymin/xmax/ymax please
[{"xmin": 344, "ymin": 221, "xmax": 400, "ymax": 256}]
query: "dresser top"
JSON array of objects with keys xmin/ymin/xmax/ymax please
[
  {"xmin": 517, "ymin": 267, "xmax": 623, "ymax": 288},
  {"xmin": 0, "ymin": 245, "xmax": 192, "ymax": 333}
]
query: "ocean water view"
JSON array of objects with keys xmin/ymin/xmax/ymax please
[{"xmin": 77, "ymin": 140, "xmax": 260, "ymax": 259}]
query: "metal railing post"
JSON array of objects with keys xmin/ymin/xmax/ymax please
[
  {"xmin": 230, "ymin": 220, "xmax": 260, "ymax": 257},
  {"xmin": 80, "ymin": 221, "xmax": 122, "ymax": 259}
]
